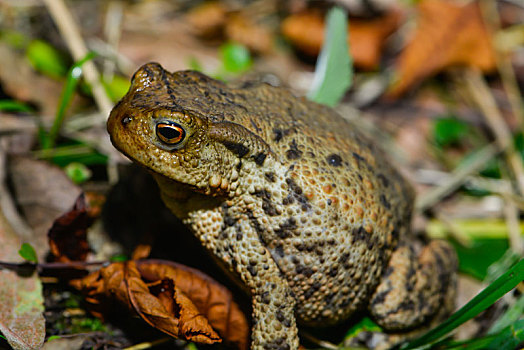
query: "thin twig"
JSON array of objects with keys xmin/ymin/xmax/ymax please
[
  {"xmin": 123, "ymin": 337, "xmax": 171, "ymax": 350},
  {"xmin": 299, "ymin": 331, "xmax": 340, "ymax": 350},
  {"xmin": 480, "ymin": 0, "xmax": 524, "ymax": 131},
  {"xmin": 0, "ymin": 260, "xmax": 109, "ymax": 273},
  {"xmin": 463, "ymin": 69, "xmax": 524, "ymax": 195},
  {"xmin": 500, "ymin": 166, "xmax": 524, "ymax": 254},
  {"xmin": 415, "ymin": 143, "xmax": 499, "ymax": 212},
  {"xmin": 43, "ymin": 0, "xmax": 113, "ymax": 116},
  {"xmin": 433, "ymin": 212, "xmax": 472, "ymax": 247}
]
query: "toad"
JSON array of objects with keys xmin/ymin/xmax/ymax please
[{"xmin": 107, "ymin": 63, "xmax": 457, "ymax": 350}]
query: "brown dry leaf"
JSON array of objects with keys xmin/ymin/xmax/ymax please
[
  {"xmin": 281, "ymin": 9, "xmax": 402, "ymax": 69},
  {"xmin": 0, "ymin": 209, "xmax": 45, "ymax": 350},
  {"xmin": 8, "ymin": 156, "xmax": 82, "ymax": 260},
  {"xmin": 186, "ymin": 1, "xmax": 274, "ymax": 54},
  {"xmin": 225, "ymin": 13, "xmax": 274, "ymax": 54},
  {"xmin": 48, "ymin": 193, "xmax": 92, "ymax": 262},
  {"xmin": 71, "ymin": 261, "xmax": 222, "ymax": 345},
  {"xmin": 185, "ymin": 1, "xmax": 228, "ymax": 39},
  {"xmin": 137, "ymin": 259, "xmax": 250, "ymax": 350},
  {"xmin": 388, "ymin": 0, "xmax": 497, "ymax": 97}
]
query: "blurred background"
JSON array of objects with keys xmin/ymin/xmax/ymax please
[{"xmin": 0, "ymin": 0, "xmax": 523, "ymax": 349}]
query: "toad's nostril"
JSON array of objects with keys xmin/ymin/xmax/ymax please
[{"xmin": 121, "ymin": 115, "xmax": 133, "ymax": 126}]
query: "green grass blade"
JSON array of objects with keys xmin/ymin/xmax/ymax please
[
  {"xmin": 0, "ymin": 99, "xmax": 34, "ymax": 113},
  {"xmin": 42, "ymin": 52, "xmax": 96, "ymax": 149},
  {"xmin": 400, "ymin": 258, "xmax": 524, "ymax": 349},
  {"xmin": 308, "ymin": 6, "xmax": 353, "ymax": 107}
]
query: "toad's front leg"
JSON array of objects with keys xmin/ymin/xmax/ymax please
[{"xmin": 189, "ymin": 209, "xmax": 300, "ymax": 350}]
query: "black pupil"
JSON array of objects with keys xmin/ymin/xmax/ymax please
[{"xmin": 159, "ymin": 125, "xmax": 181, "ymax": 140}]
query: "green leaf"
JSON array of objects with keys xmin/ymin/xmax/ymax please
[
  {"xmin": 34, "ymin": 142, "xmax": 108, "ymax": 167},
  {"xmin": 41, "ymin": 52, "xmax": 96, "ymax": 150},
  {"xmin": 64, "ymin": 162, "xmax": 92, "ymax": 184},
  {"xmin": 18, "ymin": 243, "xmax": 38, "ymax": 263},
  {"xmin": 46, "ymin": 336, "xmax": 61, "ymax": 341},
  {"xmin": 220, "ymin": 42, "xmax": 252, "ymax": 74},
  {"xmin": 110, "ymin": 254, "xmax": 128, "ymax": 262},
  {"xmin": 400, "ymin": 258, "xmax": 524, "ymax": 349},
  {"xmin": 26, "ymin": 40, "xmax": 68, "ymax": 79},
  {"xmin": 103, "ymin": 75, "xmax": 131, "ymax": 102},
  {"xmin": 344, "ymin": 317, "xmax": 382, "ymax": 339},
  {"xmin": 0, "ymin": 100, "xmax": 34, "ymax": 113},
  {"xmin": 486, "ymin": 319, "xmax": 524, "ymax": 349},
  {"xmin": 433, "ymin": 117, "xmax": 469, "ymax": 148},
  {"xmin": 451, "ymin": 238, "xmax": 509, "ymax": 280},
  {"xmin": 308, "ymin": 6, "xmax": 352, "ymax": 107}
]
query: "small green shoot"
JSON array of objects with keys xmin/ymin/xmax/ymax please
[
  {"xmin": 26, "ymin": 40, "xmax": 68, "ymax": 79},
  {"xmin": 308, "ymin": 6, "xmax": 353, "ymax": 107},
  {"xmin": 64, "ymin": 162, "xmax": 92, "ymax": 184},
  {"xmin": 110, "ymin": 254, "xmax": 129, "ymax": 262},
  {"xmin": 0, "ymin": 99, "xmax": 34, "ymax": 113},
  {"xmin": 102, "ymin": 75, "xmax": 131, "ymax": 102},
  {"xmin": 70, "ymin": 317, "xmax": 106, "ymax": 333},
  {"xmin": 400, "ymin": 258, "xmax": 524, "ymax": 349},
  {"xmin": 41, "ymin": 52, "xmax": 96, "ymax": 150},
  {"xmin": 345, "ymin": 317, "xmax": 382, "ymax": 339},
  {"xmin": 18, "ymin": 243, "xmax": 38, "ymax": 263},
  {"xmin": 34, "ymin": 142, "xmax": 108, "ymax": 167},
  {"xmin": 433, "ymin": 117, "xmax": 469, "ymax": 148},
  {"xmin": 219, "ymin": 42, "xmax": 252, "ymax": 74},
  {"xmin": 46, "ymin": 335, "xmax": 62, "ymax": 342}
]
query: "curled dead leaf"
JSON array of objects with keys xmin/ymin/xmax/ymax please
[
  {"xmin": 137, "ymin": 259, "xmax": 250, "ymax": 350},
  {"xmin": 388, "ymin": 0, "xmax": 497, "ymax": 97},
  {"xmin": 48, "ymin": 193, "xmax": 92, "ymax": 263},
  {"xmin": 281, "ymin": 9, "xmax": 402, "ymax": 70},
  {"xmin": 72, "ymin": 259, "xmax": 249, "ymax": 349}
]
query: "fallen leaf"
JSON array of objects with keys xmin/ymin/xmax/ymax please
[
  {"xmin": 137, "ymin": 259, "xmax": 250, "ymax": 350},
  {"xmin": 388, "ymin": 0, "xmax": 497, "ymax": 97},
  {"xmin": 225, "ymin": 13, "xmax": 274, "ymax": 54},
  {"xmin": 48, "ymin": 193, "xmax": 93, "ymax": 262},
  {"xmin": 0, "ymin": 208, "xmax": 45, "ymax": 350},
  {"xmin": 71, "ymin": 260, "xmax": 227, "ymax": 346},
  {"xmin": 8, "ymin": 156, "xmax": 82, "ymax": 260},
  {"xmin": 185, "ymin": 1, "xmax": 228, "ymax": 39},
  {"xmin": 281, "ymin": 9, "xmax": 402, "ymax": 70}
]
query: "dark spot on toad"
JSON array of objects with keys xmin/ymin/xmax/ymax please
[
  {"xmin": 247, "ymin": 265, "xmax": 257, "ymax": 276},
  {"xmin": 273, "ymin": 128, "xmax": 283, "ymax": 142},
  {"xmin": 265, "ymin": 172, "xmax": 276, "ymax": 182},
  {"xmin": 380, "ymin": 194, "xmax": 391, "ymax": 210},
  {"xmin": 223, "ymin": 140, "xmax": 249, "ymax": 158},
  {"xmin": 253, "ymin": 152, "xmax": 267, "ymax": 166},
  {"xmin": 275, "ymin": 218, "xmax": 297, "ymax": 239},
  {"xmin": 327, "ymin": 154, "xmax": 342, "ymax": 166},
  {"xmin": 261, "ymin": 291, "xmax": 270, "ymax": 304},
  {"xmin": 286, "ymin": 139, "xmax": 302, "ymax": 160},
  {"xmin": 352, "ymin": 152, "xmax": 366, "ymax": 164},
  {"xmin": 377, "ymin": 173, "xmax": 389, "ymax": 187}
]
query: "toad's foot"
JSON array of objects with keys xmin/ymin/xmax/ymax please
[{"xmin": 369, "ymin": 239, "xmax": 458, "ymax": 330}]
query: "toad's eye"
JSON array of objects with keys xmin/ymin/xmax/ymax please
[{"xmin": 156, "ymin": 122, "xmax": 185, "ymax": 145}]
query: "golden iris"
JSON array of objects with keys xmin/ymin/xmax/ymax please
[{"xmin": 156, "ymin": 122, "xmax": 185, "ymax": 145}]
